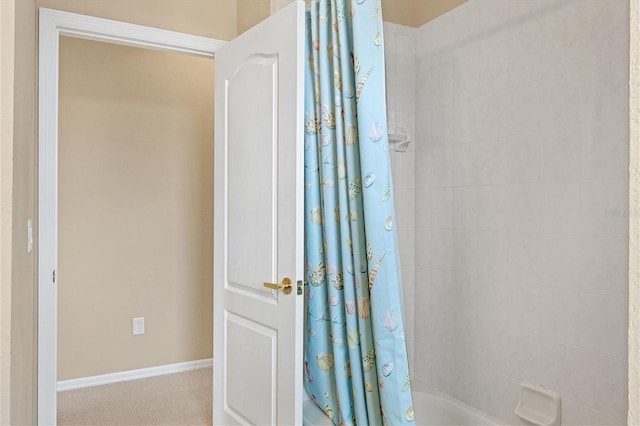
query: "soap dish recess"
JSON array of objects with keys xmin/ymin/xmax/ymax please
[
  {"xmin": 514, "ymin": 382, "xmax": 561, "ymax": 426},
  {"xmin": 388, "ymin": 127, "xmax": 411, "ymax": 152}
]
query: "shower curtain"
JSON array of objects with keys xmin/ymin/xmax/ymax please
[{"xmin": 303, "ymin": 1, "xmax": 414, "ymax": 425}]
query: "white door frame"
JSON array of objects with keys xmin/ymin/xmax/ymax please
[{"xmin": 38, "ymin": 8, "xmax": 226, "ymax": 424}]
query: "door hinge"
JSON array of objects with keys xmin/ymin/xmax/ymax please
[{"xmin": 52, "ymin": 270, "xmax": 56, "ymax": 284}]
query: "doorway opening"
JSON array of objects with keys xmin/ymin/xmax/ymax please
[
  {"xmin": 56, "ymin": 36, "xmax": 214, "ymax": 425},
  {"xmin": 38, "ymin": 8, "xmax": 226, "ymax": 424}
]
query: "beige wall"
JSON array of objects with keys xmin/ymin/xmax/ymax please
[
  {"xmin": 58, "ymin": 37, "xmax": 214, "ymax": 380},
  {"xmin": 414, "ymin": 0, "xmax": 468, "ymax": 26},
  {"xmin": 1, "ymin": 0, "xmax": 37, "ymax": 424},
  {"xmin": 36, "ymin": 0, "xmax": 238, "ymax": 40},
  {"xmin": 381, "ymin": 0, "xmax": 416, "ymax": 27},
  {"xmin": 237, "ymin": 0, "xmax": 468, "ymax": 32},
  {"xmin": 10, "ymin": 0, "xmax": 37, "ymax": 423},
  {"xmin": 381, "ymin": 0, "xmax": 469, "ymax": 27},
  {"xmin": 238, "ymin": 0, "xmax": 271, "ymax": 34},
  {"xmin": 0, "ymin": 1, "xmax": 16, "ymax": 423}
]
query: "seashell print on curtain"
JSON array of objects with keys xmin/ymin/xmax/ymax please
[{"xmin": 303, "ymin": 1, "xmax": 414, "ymax": 425}]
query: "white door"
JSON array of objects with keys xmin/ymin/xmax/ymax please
[{"xmin": 213, "ymin": 2, "xmax": 304, "ymax": 425}]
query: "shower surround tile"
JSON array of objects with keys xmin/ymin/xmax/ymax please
[
  {"xmin": 476, "ymin": 185, "xmax": 510, "ymax": 232},
  {"xmin": 384, "ymin": 22, "xmax": 417, "ymax": 376},
  {"xmin": 453, "ymin": 186, "xmax": 478, "ymax": 230},
  {"xmin": 414, "ymin": 188, "xmax": 432, "ymax": 228},
  {"xmin": 580, "ymin": 178, "xmax": 629, "ymax": 238},
  {"xmin": 541, "ymin": 125, "xmax": 585, "ymax": 181},
  {"xmin": 578, "ymin": 293, "xmax": 628, "ymax": 359},
  {"xmin": 539, "ymin": 234, "xmax": 628, "ymax": 298},
  {"xmin": 583, "ymin": 118, "xmax": 629, "ymax": 180},
  {"xmin": 540, "ymin": 180, "xmax": 583, "ymax": 235},
  {"xmin": 408, "ymin": 0, "xmax": 630, "ymax": 423}
]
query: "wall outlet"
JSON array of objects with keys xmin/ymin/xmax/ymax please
[{"xmin": 133, "ymin": 317, "xmax": 145, "ymax": 335}]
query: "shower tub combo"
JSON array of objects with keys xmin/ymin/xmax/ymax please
[{"xmin": 303, "ymin": 391, "xmax": 501, "ymax": 425}]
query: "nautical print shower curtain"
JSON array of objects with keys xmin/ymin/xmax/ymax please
[{"xmin": 303, "ymin": 1, "xmax": 414, "ymax": 425}]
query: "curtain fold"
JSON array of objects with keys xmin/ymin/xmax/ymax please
[{"xmin": 303, "ymin": 1, "xmax": 414, "ymax": 425}]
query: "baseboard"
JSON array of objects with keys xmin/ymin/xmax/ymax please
[{"xmin": 57, "ymin": 358, "xmax": 213, "ymax": 392}]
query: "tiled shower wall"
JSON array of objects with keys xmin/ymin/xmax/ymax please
[
  {"xmin": 387, "ymin": 0, "xmax": 630, "ymax": 424},
  {"xmin": 384, "ymin": 22, "xmax": 416, "ymax": 373}
]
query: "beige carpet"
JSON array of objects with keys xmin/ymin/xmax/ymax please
[{"xmin": 58, "ymin": 367, "xmax": 212, "ymax": 426}]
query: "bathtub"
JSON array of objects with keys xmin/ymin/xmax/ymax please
[
  {"xmin": 303, "ymin": 391, "xmax": 501, "ymax": 425},
  {"xmin": 413, "ymin": 391, "xmax": 501, "ymax": 425}
]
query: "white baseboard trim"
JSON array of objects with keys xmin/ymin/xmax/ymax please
[{"xmin": 57, "ymin": 358, "xmax": 213, "ymax": 392}]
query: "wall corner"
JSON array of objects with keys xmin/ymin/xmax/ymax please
[{"xmin": 629, "ymin": 0, "xmax": 640, "ymax": 423}]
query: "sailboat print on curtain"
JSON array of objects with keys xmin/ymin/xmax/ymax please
[{"xmin": 303, "ymin": 1, "xmax": 414, "ymax": 425}]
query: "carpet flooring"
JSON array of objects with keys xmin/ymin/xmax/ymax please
[{"xmin": 57, "ymin": 367, "xmax": 212, "ymax": 426}]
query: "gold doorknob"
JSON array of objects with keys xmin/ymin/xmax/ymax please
[{"xmin": 263, "ymin": 278, "xmax": 292, "ymax": 295}]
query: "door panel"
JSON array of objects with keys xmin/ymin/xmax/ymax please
[
  {"xmin": 227, "ymin": 56, "xmax": 276, "ymax": 293},
  {"xmin": 226, "ymin": 313, "xmax": 276, "ymax": 424},
  {"xmin": 213, "ymin": 2, "xmax": 304, "ymax": 425}
]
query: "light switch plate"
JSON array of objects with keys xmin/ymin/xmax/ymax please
[{"xmin": 27, "ymin": 219, "xmax": 33, "ymax": 253}]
